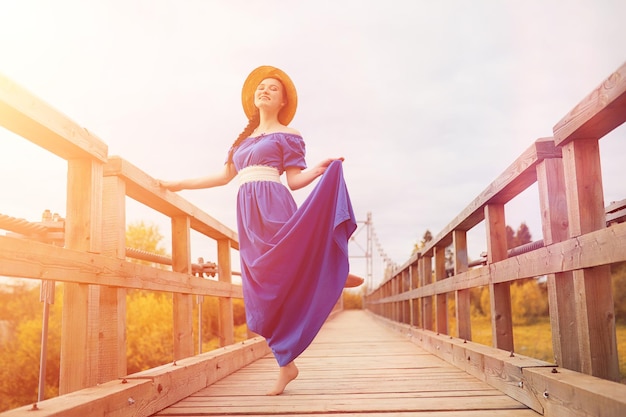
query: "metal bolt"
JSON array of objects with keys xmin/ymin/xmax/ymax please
[
  {"xmin": 543, "ymin": 390, "xmax": 549, "ymax": 399},
  {"xmin": 128, "ymin": 397, "xmax": 135, "ymax": 406}
]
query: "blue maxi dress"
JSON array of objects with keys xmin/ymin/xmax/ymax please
[{"xmin": 231, "ymin": 132, "xmax": 356, "ymax": 366}]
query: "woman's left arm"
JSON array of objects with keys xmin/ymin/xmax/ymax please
[{"xmin": 285, "ymin": 157, "xmax": 344, "ymax": 191}]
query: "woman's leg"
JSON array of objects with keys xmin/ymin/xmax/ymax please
[{"xmin": 266, "ymin": 361, "xmax": 299, "ymax": 396}]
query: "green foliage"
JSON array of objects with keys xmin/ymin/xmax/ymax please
[
  {"xmin": 126, "ymin": 221, "xmax": 166, "ymax": 255},
  {"xmin": 413, "ymin": 229, "xmax": 433, "ymax": 254},
  {"xmin": 126, "ymin": 290, "xmax": 174, "ymax": 374},
  {"xmin": 0, "ymin": 283, "xmax": 62, "ymax": 411},
  {"xmin": 613, "ymin": 262, "xmax": 626, "ymax": 323}
]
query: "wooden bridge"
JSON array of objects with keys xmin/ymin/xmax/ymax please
[{"xmin": 0, "ymin": 62, "xmax": 625, "ymax": 417}]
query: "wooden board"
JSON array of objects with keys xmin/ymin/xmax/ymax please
[{"xmin": 153, "ymin": 310, "xmax": 538, "ymax": 416}]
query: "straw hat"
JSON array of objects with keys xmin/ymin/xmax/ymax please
[{"xmin": 241, "ymin": 66, "xmax": 298, "ymax": 125}]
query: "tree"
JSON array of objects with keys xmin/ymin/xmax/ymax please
[
  {"xmin": 506, "ymin": 225, "xmax": 516, "ymax": 249},
  {"xmin": 413, "ymin": 229, "xmax": 433, "ymax": 254},
  {"xmin": 506, "ymin": 222, "xmax": 532, "ymax": 249},
  {"xmin": 125, "ymin": 220, "xmax": 167, "ymax": 266},
  {"xmin": 515, "ymin": 222, "xmax": 532, "ymax": 247}
]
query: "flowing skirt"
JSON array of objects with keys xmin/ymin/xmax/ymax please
[{"xmin": 236, "ymin": 160, "xmax": 356, "ymax": 366}]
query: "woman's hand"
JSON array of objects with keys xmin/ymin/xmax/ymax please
[
  {"xmin": 158, "ymin": 180, "xmax": 183, "ymax": 192},
  {"xmin": 315, "ymin": 157, "xmax": 344, "ymax": 173},
  {"xmin": 285, "ymin": 157, "xmax": 344, "ymax": 191}
]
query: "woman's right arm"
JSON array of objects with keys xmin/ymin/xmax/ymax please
[{"xmin": 159, "ymin": 162, "xmax": 237, "ymax": 191}]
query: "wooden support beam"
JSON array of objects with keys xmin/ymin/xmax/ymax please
[
  {"xmin": 434, "ymin": 245, "xmax": 447, "ymax": 335},
  {"xmin": 561, "ymin": 138, "xmax": 619, "ymax": 381},
  {"xmin": 99, "ymin": 175, "xmax": 128, "ymax": 382},
  {"xmin": 553, "ymin": 61, "xmax": 626, "ymax": 146},
  {"xmin": 484, "ymin": 203, "xmax": 513, "ymax": 352},
  {"xmin": 104, "ymin": 157, "xmax": 238, "ymax": 247},
  {"xmin": 373, "ymin": 221, "xmax": 626, "ymax": 306},
  {"xmin": 1, "ymin": 337, "xmax": 270, "ymax": 417},
  {"xmin": 421, "ymin": 138, "xmax": 560, "ymax": 258},
  {"xmin": 60, "ymin": 158, "xmax": 103, "ymax": 394},
  {"xmin": 453, "ymin": 230, "xmax": 471, "ymax": 341},
  {"xmin": 217, "ymin": 239, "xmax": 234, "ymax": 347},
  {"xmin": 0, "ymin": 235, "xmax": 243, "ymax": 298},
  {"xmin": 536, "ymin": 156, "xmax": 580, "ymax": 372},
  {"xmin": 0, "ymin": 73, "xmax": 108, "ymax": 162},
  {"xmin": 171, "ymin": 216, "xmax": 194, "ymax": 361},
  {"xmin": 420, "ymin": 256, "xmax": 433, "ymax": 330}
]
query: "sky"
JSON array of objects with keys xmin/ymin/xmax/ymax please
[{"xmin": 1, "ymin": 0, "xmax": 625, "ymax": 286}]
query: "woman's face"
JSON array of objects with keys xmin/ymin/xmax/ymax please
[{"xmin": 254, "ymin": 77, "xmax": 286, "ymax": 113}]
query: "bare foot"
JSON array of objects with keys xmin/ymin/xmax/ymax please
[
  {"xmin": 266, "ymin": 362, "xmax": 299, "ymax": 396},
  {"xmin": 345, "ymin": 273, "xmax": 364, "ymax": 288}
]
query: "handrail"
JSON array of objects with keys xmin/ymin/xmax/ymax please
[
  {"xmin": 0, "ymin": 74, "xmax": 108, "ymax": 162},
  {"xmin": 365, "ymin": 61, "xmax": 626, "ymax": 415},
  {"xmin": 0, "ymin": 70, "xmax": 263, "ymax": 414},
  {"xmin": 103, "ymin": 156, "xmax": 239, "ymax": 248}
]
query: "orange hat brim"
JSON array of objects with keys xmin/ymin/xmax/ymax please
[{"xmin": 241, "ymin": 66, "xmax": 298, "ymax": 125}]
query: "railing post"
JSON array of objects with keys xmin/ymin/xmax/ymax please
[
  {"xmin": 453, "ymin": 230, "xmax": 471, "ymax": 341},
  {"xmin": 171, "ymin": 216, "xmax": 194, "ymax": 360},
  {"xmin": 60, "ymin": 158, "xmax": 103, "ymax": 394},
  {"xmin": 217, "ymin": 239, "xmax": 234, "ymax": 346},
  {"xmin": 434, "ymin": 245, "xmax": 447, "ymax": 335},
  {"xmin": 410, "ymin": 262, "xmax": 419, "ymax": 327},
  {"xmin": 484, "ymin": 203, "xmax": 514, "ymax": 352},
  {"xmin": 536, "ymin": 153, "xmax": 580, "ymax": 372},
  {"xmin": 420, "ymin": 255, "xmax": 433, "ymax": 330},
  {"xmin": 99, "ymin": 174, "xmax": 128, "ymax": 382},
  {"xmin": 560, "ymin": 138, "xmax": 619, "ymax": 381}
]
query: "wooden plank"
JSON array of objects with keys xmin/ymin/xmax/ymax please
[
  {"xmin": 104, "ymin": 157, "xmax": 239, "ymax": 247},
  {"xmin": 434, "ymin": 245, "xmax": 448, "ymax": 334},
  {"xmin": 524, "ymin": 366, "xmax": 626, "ymax": 417},
  {"xmin": 154, "ymin": 311, "xmax": 536, "ymax": 417},
  {"xmin": 0, "ymin": 337, "xmax": 270, "ymax": 417},
  {"xmin": 419, "ymin": 138, "xmax": 560, "ymax": 258},
  {"xmin": 100, "ymin": 174, "xmax": 129, "ymax": 381},
  {"xmin": 371, "ymin": 220, "xmax": 626, "ymax": 304},
  {"xmin": 172, "ymin": 216, "xmax": 194, "ymax": 360},
  {"xmin": 454, "ymin": 230, "xmax": 471, "ymax": 341},
  {"xmin": 562, "ymin": 139, "xmax": 607, "ymax": 237},
  {"xmin": 0, "ymin": 72, "xmax": 108, "ymax": 162},
  {"xmin": 374, "ymin": 314, "xmax": 549, "ymax": 414},
  {"xmin": 536, "ymin": 157, "xmax": 581, "ymax": 372},
  {"xmin": 560, "ymin": 138, "xmax": 619, "ymax": 381},
  {"xmin": 553, "ymin": 61, "xmax": 626, "ymax": 146},
  {"xmin": 60, "ymin": 158, "xmax": 104, "ymax": 394},
  {"xmin": 485, "ymin": 203, "xmax": 513, "ymax": 352},
  {"xmin": 0, "ymin": 235, "xmax": 243, "ymax": 298},
  {"xmin": 217, "ymin": 239, "xmax": 234, "ymax": 346}
]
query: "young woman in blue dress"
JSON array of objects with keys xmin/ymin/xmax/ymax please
[{"xmin": 160, "ymin": 66, "xmax": 363, "ymax": 395}]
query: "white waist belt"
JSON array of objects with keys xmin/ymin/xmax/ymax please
[{"xmin": 238, "ymin": 165, "xmax": 281, "ymax": 186}]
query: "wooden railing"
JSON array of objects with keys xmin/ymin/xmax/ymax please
[
  {"xmin": 0, "ymin": 73, "xmax": 273, "ymax": 415},
  {"xmin": 365, "ymin": 62, "xmax": 626, "ymax": 415}
]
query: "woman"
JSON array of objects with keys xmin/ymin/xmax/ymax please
[{"xmin": 160, "ymin": 65, "xmax": 362, "ymax": 395}]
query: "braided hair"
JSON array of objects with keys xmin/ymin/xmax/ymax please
[{"xmin": 227, "ymin": 110, "xmax": 260, "ymax": 163}]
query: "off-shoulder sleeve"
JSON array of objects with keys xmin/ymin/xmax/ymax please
[{"xmin": 281, "ymin": 134, "xmax": 307, "ymax": 170}]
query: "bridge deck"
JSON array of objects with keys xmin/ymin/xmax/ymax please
[{"xmin": 153, "ymin": 310, "xmax": 539, "ymax": 416}]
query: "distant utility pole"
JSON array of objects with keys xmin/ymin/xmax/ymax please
[{"xmin": 349, "ymin": 211, "xmax": 373, "ymax": 288}]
